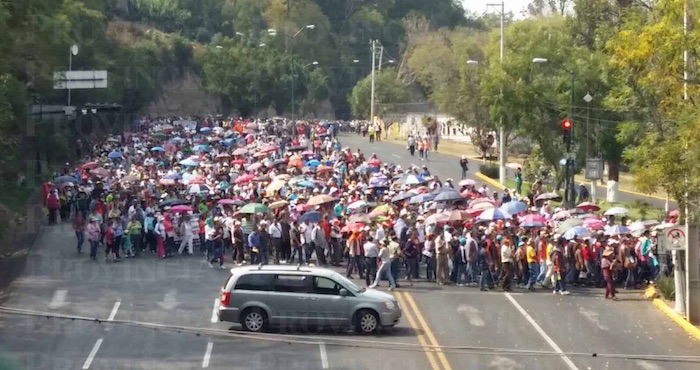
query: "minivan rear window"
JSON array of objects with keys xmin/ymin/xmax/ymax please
[{"xmin": 234, "ymin": 274, "xmax": 274, "ymax": 291}]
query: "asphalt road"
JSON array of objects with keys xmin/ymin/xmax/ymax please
[
  {"xmin": 0, "ymin": 135, "xmax": 696, "ymax": 370},
  {"xmin": 342, "ymin": 133, "xmax": 675, "ymax": 210}
]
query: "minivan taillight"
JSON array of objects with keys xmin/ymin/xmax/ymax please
[{"xmin": 220, "ymin": 291, "xmax": 231, "ymax": 307}]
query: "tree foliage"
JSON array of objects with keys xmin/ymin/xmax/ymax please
[{"xmin": 348, "ymin": 68, "xmax": 409, "ymax": 119}]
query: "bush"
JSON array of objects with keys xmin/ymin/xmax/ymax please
[
  {"xmin": 656, "ymin": 275, "xmax": 675, "ymax": 301},
  {"xmin": 480, "ymin": 163, "xmax": 499, "ymax": 179}
]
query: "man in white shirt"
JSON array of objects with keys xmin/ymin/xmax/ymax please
[
  {"xmin": 363, "ymin": 236, "xmax": 379, "ymax": 287},
  {"xmin": 299, "ymin": 219, "xmax": 313, "ymax": 262},
  {"xmin": 369, "ymin": 240, "xmax": 396, "ymax": 290},
  {"xmin": 268, "ymin": 218, "xmax": 284, "ymax": 264}
]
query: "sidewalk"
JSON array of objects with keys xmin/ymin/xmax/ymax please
[{"xmin": 386, "ymin": 136, "xmax": 667, "ymax": 200}]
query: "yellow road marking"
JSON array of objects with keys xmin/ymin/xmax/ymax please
[
  {"xmin": 394, "ymin": 291, "xmax": 441, "ymax": 370},
  {"xmin": 403, "ymin": 292, "xmax": 453, "ymax": 370}
]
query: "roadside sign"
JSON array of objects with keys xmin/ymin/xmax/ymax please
[
  {"xmin": 53, "ymin": 70, "xmax": 108, "ymax": 89},
  {"xmin": 585, "ymin": 158, "xmax": 603, "ymax": 180},
  {"xmin": 665, "ymin": 227, "xmax": 687, "ymax": 250}
]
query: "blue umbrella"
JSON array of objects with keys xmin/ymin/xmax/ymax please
[
  {"xmin": 200, "ymin": 127, "xmax": 212, "ymax": 132},
  {"xmin": 222, "ymin": 138, "xmax": 235, "ymax": 146},
  {"xmin": 150, "ymin": 146, "xmax": 165, "ymax": 152},
  {"xmin": 297, "ymin": 180, "xmax": 316, "ymax": 188},
  {"xmin": 54, "ymin": 175, "xmax": 81, "ymax": 185},
  {"xmin": 391, "ymin": 191, "xmax": 416, "ymax": 203},
  {"xmin": 108, "ymin": 151, "xmax": 122, "ymax": 159},
  {"xmin": 163, "ymin": 173, "xmax": 182, "ymax": 180},
  {"xmin": 410, "ymin": 192, "xmax": 436, "ymax": 204},
  {"xmin": 299, "ymin": 211, "xmax": 322, "ymax": 223},
  {"xmin": 500, "ymin": 201, "xmax": 527, "ymax": 215},
  {"xmin": 564, "ymin": 226, "xmax": 591, "ymax": 240},
  {"xmin": 306, "ymin": 159, "xmax": 320, "ymax": 167},
  {"xmin": 477, "ymin": 208, "xmax": 511, "ymax": 221},
  {"xmin": 179, "ymin": 158, "xmax": 199, "ymax": 167},
  {"xmin": 192, "ymin": 144, "xmax": 209, "ymax": 152},
  {"xmin": 434, "ymin": 189, "xmax": 463, "ymax": 202}
]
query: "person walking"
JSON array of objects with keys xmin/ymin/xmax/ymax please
[
  {"xmin": 525, "ymin": 238, "xmax": 539, "ymax": 291},
  {"xmin": 363, "ymin": 236, "xmax": 379, "ymax": 287},
  {"xmin": 154, "ymin": 213, "xmax": 166, "ymax": 258},
  {"xmin": 87, "ymin": 215, "xmax": 101, "ymax": 260},
  {"xmin": 459, "ymin": 155, "xmax": 469, "ymax": 180},
  {"xmin": 232, "ymin": 221, "xmax": 245, "ymax": 265},
  {"xmin": 177, "ymin": 214, "xmax": 194, "ymax": 255},
  {"xmin": 601, "ymin": 246, "xmax": 617, "ymax": 300},
  {"xmin": 369, "ymin": 241, "xmax": 396, "ymax": 291},
  {"xmin": 407, "ymin": 135, "xmax": 416, "ymax": 156},
  {"xmin": 402, "ymin": 231, "xmax": 420, "ymax": 281},
  {"xmin": 209, "ymin": 218, "xmax": 226, "ymax": 269},
  {"xmin": 311, "ymin": 221, "xmax": 328, "ymax": 266},
  {"xmin": 478, "ymin": 241, "xmax": 494, "ymax": 291},
  {"xmin": 515, "ymin": 167, "xmax": 523, "ymax": 196},
  {"xmin": 73, "ymin": 212, "xmax": 86, "ymax": 253},
  {"xmin": 46, "ymin": 189, "xmax": 60, "ymax": 225},
  {"xmin": 435, "ymin": 230, "xmax": 450, "ymax": 285},
  {"xmin": 345, "ymin": 229, "xmax": 364, "ymax": 279},
  {"xmin": 500, "ymin": 236, "xmax": 514, "ymax": 291}
]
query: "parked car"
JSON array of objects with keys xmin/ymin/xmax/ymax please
[{"xmin": 216, "ymin": 265, "xmax": 401, "ymax": 334}]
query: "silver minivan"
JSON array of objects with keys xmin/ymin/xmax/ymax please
[{"xmin": 216, "ymin": 265, "xmax": 402, "ymax": 334}]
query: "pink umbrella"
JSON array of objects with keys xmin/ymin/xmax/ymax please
[
  {"xmin": 367, "ymin": 158, "xmax": 381, "ymax": 166},
  {"xmin": 465, "ymin": 208, "xmax": 485, "ymax": 217},
  {"xmin": 171, "ymin": 205, "xmax": 193, "ymax": 213},
  {"xmin": 552, "ymin": 210, "xmax": 571, "ymax": 221},
  {"xmin": 234, "ymin": 174, "xmax": 255, "ymax": 184},
  {"xmin": 583, "ymin": 217, "xmax": 604, "ymax": 230},
  {"xmin": 261, "ymin": 144, "xmax": 278, "ymax": 153},
  {"xmin": 577, "ymin": 202, "xmax": 601, "ymax": 212},
  {"xmin": 520, "ymin": 214, "xmax": 546, "ymax": 224},
  {"xmin": 469, "ymin": 198, "xmax": 494, "ymax": 208},
  {"xmin": 301, "ymin": 150, "xmax": 315, "ymax": 156},
  {"xmin": 232, "ymin": 148, "xmax": 248, "ymax": 156}
]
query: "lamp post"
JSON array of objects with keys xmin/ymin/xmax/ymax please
[
  {"xmin": 68, "ymin": 44, "xmax": 79, "ymax": 106},
  {"xmin": 532, "ymin": 57, "xmax": 576, "ymax": 208},
  {"xmin": 269, "ymin": 25, "xmax": 315, "ymax": 122},
  {"xmin": 487, "ymin": 1, "xmax": 506, "ymax": 186}
]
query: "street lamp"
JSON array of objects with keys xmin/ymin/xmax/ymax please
[
  {"xmin": 303, "ymin": 61, "xmax": 319, "ymax": 68},
  {"xmin": 466, "ymin": 60, "xmax": 480, "ymax": 65},
  {"xmin": 215, "ymin": 45, "xmax": 223, "ymax": 49},
  {"xmin": 68, "ymin": 44, "xmax": 79, "ymax": 106},
  {"xmin": 532, "ymin": 57, "xmax": 577, "ymax": 208},
  {"xmin": 353, "ymin": 59, "xmax": 360, "ymax": 63}
]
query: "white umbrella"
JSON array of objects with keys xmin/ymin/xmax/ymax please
[
  {"xmin": 604, "ymin": 207, "xmax": 629, "ymax": 216},
  {"xmin": 188, "ymin": 184, "xmax": 211, "ymax": 194},
  {"xmin": 459, "ymin": 179, "xmax": 476, "ymax": 187},
  {"xmin": 605, "ymin": 225, "xmax": 630, "ymax": 236},
  {"xmin": 347, "ymin": 200, "xmax": 369, "ymax": 210}
]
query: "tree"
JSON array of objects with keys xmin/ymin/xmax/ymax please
[{"xmin": 348, "ymin": 68, "xmax": 409, "ymax": 119}]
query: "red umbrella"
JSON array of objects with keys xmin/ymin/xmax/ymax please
[
  {"xmin": 231, "ymin": 159, "xmax": 246, "ymax": 165},
  {"xmin": 90, "ymin": 168, "xmax": 111, "ymax": 178},
  {"xmin": 367, "ymin": 158, "xmax": 381, "ymax": 166},
  {"xmin": 577, "ymin": 202, "xmax": 600, "ymax": 212},
  {"xmin": 81, "ymin": 161, "xmax": 99, "ymax": 170},
  {"xmin": 171, "ymin": 205, "xmax": 193, "ymax": 213},
  {"xmin": 466, "ymin": 208, "xmax": 484, "ymax": 217},
  {"xmin": 260, "ymin": 144, "xmax": 278, "ymax": 153},
  {"xmin": 520, "ymin": 214, "xmax": 546, "ymax": 224},
  {"xmin": 188, "ymin": 175, "xmax": 206, "ymax": 185},
  {"xmin": 583, "ymin": 217, "xmax": 604, "ymax": 230},
  {"xmin": 316, "ymin": 165, "xmax": 334, "ymax": 173}
]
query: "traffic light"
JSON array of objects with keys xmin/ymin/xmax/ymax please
[{"xmin": 561, "ymin": 118, "xmax": 572, "ymax": 145}]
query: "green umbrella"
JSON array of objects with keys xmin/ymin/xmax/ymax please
[
  {"xmin": 152, "ymin": 132, "xmax": 167, "ymax": 139},
  {"xmin": 557, "ymin": 218, "xmax": 584, "ymax": 234},
  {"xmin": 239, "ymin": 202, "xmax": 269, "ymax": 214}
]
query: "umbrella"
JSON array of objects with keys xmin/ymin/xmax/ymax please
[
  {"xmin": 108, "ymin": 151, "xmax": 122, "ymax": 159},
  {"xmin": 179, "ymin": 158, "xmax": 199, "ymax": 167},
  {"xmin": 316, "ymin": 165, "xmax": 334, "ymax": 174},
  {"xmin": 159, "ymin": 178, "xmax": 175, "ymax": 186},
  {"xmin": 308, "ymin": 194, "xmax": 336, "ymax": 206},
  {"xmin": 369, "ymin": 204, "xmax": 392, "ymax": 216},
  {"xmin": 520, "ymin": 214, "xmax": 546, "ymax": 224},
  {"xmin": 163, "ymin": 173, "xmax": 182, "ymax": 180},
  {"xmin": 54, "ymin": 175, "xmax": 80, "ymax": 184},
  {"xmin": 187, "ymin": 175, "xmax": 207, "ymax": 185},
  {"xmin": 300, "ymin": 211, "xmax": 322, "ymax": 223},
  {"xmin": 605, "ymin": 225, "xmax": 630, "ymax": 236},
  {"xmin": 288, "ymin": 156, "xmax": 304, "ymax": 168},
  {"xmin": 266, "ymin": 180, "xmax": 286, "ymax": 193},
  {"xmin": 641, "ymin": 219, "xmax": 660, "ymax": 228},
  {"xmin": 296, "ymin": 180, "xmax": 316, "ymax": 188},
  {"xmin": 306, "ymin": 159, "xmax": 320, "ymax": 167},
  {"xmin": 270, "ymin": 159, "xmax": 287, "ymax": 167},
  {"xmin": 604, "ymin": 207, "xmax": 629, "ymax": 216},
  {"xmin": 472, "ymin": 201, "xmax": 496, "ymax": 211},
  {"xmin": 269, "ymin": 200, "xmax": 289, "ymax": 210},
  {"xmin": 90, "ymin": 168, "xmax": 111, "ymax": 178},
  {"xmin": 80, "ymin": 161, "xmax": 99, "ymax": 170},
  {"xmin": 219, "ymin": 199, "xmax": 246, "ymax": 206},
  {"xmin": 347, "ymin": 200, "xmax": 370, "ymax": 210},
  {"xmin": 521, "ymin": 221, "xmax": 546, "ymax": 228},
  {"xmin": 583, "ymin": 218, "xmax": 605, "ymax": 230},
  {"xmin": 119, "ymin": 175, "xmax": 139, "ymax": 184},
  {"xmin": 576, "ymin": 202, "xmax": 600, "ymax": 212},
  {"xmin": 391, "ymin": 191, "xmax": 415, "ymax": 203},
  {"xmin": 367, "ymin": 158, "xmax": 381, "ymax": 166},
  {"xmin": 171, "ymin": 205, "xmax": 193, "ymax": 213},
  {"xmin": 552, "ymin": 210, "xmax": 571, "ymax": 221},
  {"xmin": 395, "ymin": 174, "xmax": 423, "ymax": 186},
  {"xmin": 235, "ymin": 174, "xmax": 255, "ymax": 184},
  {"xmin": 564, "ymin": 226, "xmax": 591, "ymax": 240},
  {"xmin": 477, "ymin": 208, "xmax": 511, "ymax": 221},
  {"xmin": 536, "ymin": 192, "xmax": 562, "ymax": 201},
  {"xmin": 247, "ymin": 163, "xmax": 264, "ymax": 171},
  {"xmin": 159, "ymin": 199, "xmax": 190, "ymax": 208},
  {"xmin": 301, "ymin": 150, "xmax": 315, "ymax": 156},
  {"xmin": 629, "ymin": 221, "xmax": 647, "ymax": 232},
  {"xmin": 232, "ymin": 148, "xmax": 248, "ymax": 156},
  {"xmin": 500, "ymin": 201, "xmax": 527, "ymax": 215},
  {"xmin": 200, "ymin": 127, "xmax": 212, "ymax": 132},
  {"xmin": 410, "ymin": 192, "xmax": 436, "ymax": 204},
  {"xmin": 446, "ymin": 210, "xmax": 471, "ymax": 222},
  {"xmin": 192, "ymin": 144, "xmax": 209, "ymax": 152},
  {"xmin": 239, "ymin": 203, "xmax": 269, "ymax": 214},
  {"xmin": 425, "ymin": 212, "xmax": 451, "ymax": 225},
  {"xmin": 231, "ymin": 159, "xmax": 246, "ymax": 165},
  {"xmin": 557, "ymin": 218, "xmax": 584, "ymax": 233},
  {"xmin": 459, "ymin": 179, "xmax": 476, "ymax": 187},
  {"xmin": 434, "ymin": 189, "xmax": 463, "ymax": 202},
  {"xmin": 261, "ymin": 145, "xmax": 278, "ymax": 153},
  {"xmin": 470, "ymin": 198, "xmax": 495, "ymax": 208},
  {"xmin": 188, "ymin": 184, "xmax": 211, "ymax": 194},
  {"xmin": 150, "ymin": 146, "xmax": 165, "ymax": 152}
]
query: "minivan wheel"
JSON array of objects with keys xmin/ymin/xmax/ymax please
[
  {"xmin": 241, "ymin": 308, "xmax": 267, "ymax": 332},
  {"xmin": 355, "ymin": 309, "xmax": 379, "ymax": 334}
]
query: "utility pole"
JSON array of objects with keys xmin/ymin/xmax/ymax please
[
  {"xmin": 683, "ymin": 0, "xmax": 700, "ymax": 324},
  {"xmin": 370, "ymin": 40, "xmax": 377, "ymax": 128},
  {"xmin": 488, "ymin": 2, "xmax": 506, "ymax": 186}
]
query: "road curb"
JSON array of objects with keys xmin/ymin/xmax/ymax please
[
  {"xmin": 475, "ymin": 172, "xmax": 506, "ymax": 190},
  {"xmin": 652, "ymin": 298, "xmax": 700, "ymax": 341}
]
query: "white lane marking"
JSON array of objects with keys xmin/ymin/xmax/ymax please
[
  {"xmin": 202, "ymin": 342, "xmax": 213, "ymax": 368},
  {"xmin": 489, "ymin": 356, "xmax": 521, "ymax": 369},
  {"xmin": 392, "ymin": 154, "xmax": 401, "ymax": 158},
  {"xmin": 578, "ymin": 308, "xmax": 608, "ymax": 331},
  {"xmin": 457, "ymin": 304, "xmax": 485, "ymax": 327},
  {"xmin": 48, "ymin": 290, "xmax": 67, "ymax": 309},
  {"xmin": 157, "ymin": 289, "xmax": 179, "ymax": 310},
  {"xmin": 319, "ymin": 342, "xmax": 329, "ymax": 369},
  {"xmin": 210, "ymin": 298, "xmax": 220, "ymax": 323},
  {"xmin": 504, "ymin": 293, "xmax": 579, "ymax": 370},
  {"xmin": 635, "ymin": 360, "xmax": 662, "ymax": 370},
  {"xmin": 108, "ymin": 301, "xmax": 121, "ymax": 321},
  {"xmin": 82, "ymin": 338, "xmax": 103, "ymax": 369}
]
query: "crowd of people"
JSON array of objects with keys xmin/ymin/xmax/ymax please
[{"xmin": 43, "ymin": 117, "xmax": 676, "ymax": 299}]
